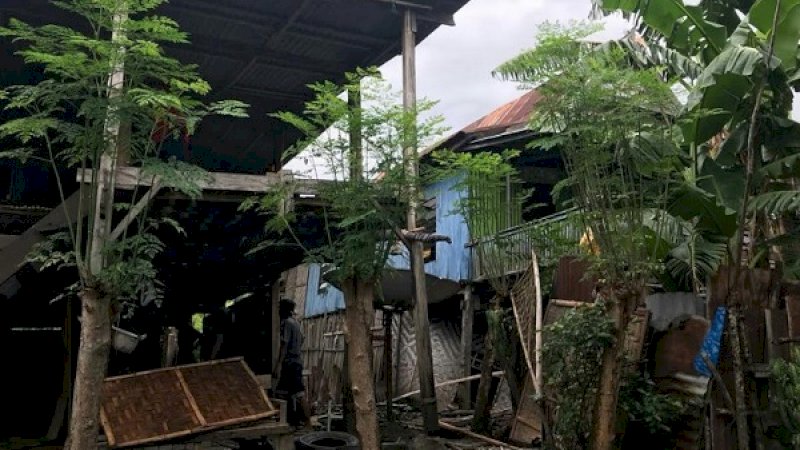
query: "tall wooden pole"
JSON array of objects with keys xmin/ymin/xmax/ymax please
[
  {"xmin": 460, "ymin": 285, "xmax": 474, "ymax": 409},
  {"xmin": 402, "ymin": 8, "xmax": 439, "ymax": 433},
  {"xmin": 384, "ymin": 308, "xmax": 394, "ymax": 420}
]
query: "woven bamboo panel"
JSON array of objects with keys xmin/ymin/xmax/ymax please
[
  {"xmin": 101, "ymin": 358, "xmax": 276, "ymax": 448},
  {"xmin": 180, "ymin": 359, "xmax": 273, "ymax": 425},
  {"xmin": 101, "ymin": 369, "xmax": 200, "ymax": 447}
]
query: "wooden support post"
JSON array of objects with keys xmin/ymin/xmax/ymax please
[
  {"xmin": 532, "ymin": 250, "xmax": 543, "ymax": 397},
  {"xmin": 461, "ymin": 285, "xmax": 474, "ymax": 409},
  {"xmin": 162, "ymin": 326, "xmax": 179, "ymax": 367},
  {"xmin": 271, "ymin": 281, "xmax": 281, "ymax": 372},
  {"xmin": 394, "ymin": 311, "xmax": 404, "ymax": 395},
  {"xmin": 402, "ymin": 7, "xmax": 438, "ymax": 433},
  {"xmin": 384, "ymin": 308, "xmax": 394, "ymax": 420}
]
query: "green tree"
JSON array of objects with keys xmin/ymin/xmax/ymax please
[
  {"xmin": 429, "ymin": 149, "xmax": 526, "ymax": 432},
  {"xmin": 592, "ymin": 1, "xmax": 800, "ymax": 447},
  {"xmin": 772, "ymin": 349, "xmax": 800, "ymax": 448},
  {"xmin": 0, "ymin": 1, "xmax": 246, "ymax": 448},
  {"xmin": 245, "ymin": 71, "xmax": 445, "ymax": 448},
  {"xmin": 495, "ymin": 23, "xmax": 683, "ymax": 449}
]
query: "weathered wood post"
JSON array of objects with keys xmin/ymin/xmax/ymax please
[
  {"xmin": 402, "ymin": 7, "xmax": 439, "ymax": 433},
  {"xmin": 460, "ymin": 285, "xmax": 474, "ymax": 409},
  {"xmin": 384, "ymin": 307, "xmax": 394, "ymax": 420}
]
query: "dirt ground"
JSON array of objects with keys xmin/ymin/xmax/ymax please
[{"xmin": 307, "ymin": 405, "xmax": 519, "ymax": 449}]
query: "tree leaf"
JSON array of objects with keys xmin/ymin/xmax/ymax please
[
  {"xmin": 748, "ymin": 190, "xmax": 800, "ymax": 214},
  {"xmin": 668, "ymin": 183, "xmax": 738, "ymax": 236}
]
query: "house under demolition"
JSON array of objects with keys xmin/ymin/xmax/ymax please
[{"xmin": 0, "ymin": 0, "xmax": 471, "ymax": 446}]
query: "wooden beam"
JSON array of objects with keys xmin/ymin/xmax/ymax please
[
  {"xmin": 0, "ymin": 190, "xmax": 86, "ymax": 288},
  {"xmin": 77, "ymin": 167, "xmax": 299, "ymax": 193},
  {"xmin": 393, "ymin": 371, "xmax": 504, "ymax": 402},
  {"xmin": 108, "ymin": 182, "xmax": 163, "ymax": 242},
  {"xmin": 0, "ymin": 234, "xmax": 17, "ymax": 251}
]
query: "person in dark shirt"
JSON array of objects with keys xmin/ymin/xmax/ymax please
[{"xmin": 273, "ymin": 298, "xmax": 310, "ymax": 427}]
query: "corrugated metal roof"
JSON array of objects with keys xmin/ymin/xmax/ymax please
[
  {"xmin": 1, "ymin": 0, "xmax": 471, "ymax": 173},
  {"xmin": 421, "ymin": 89, "xmax": 542, "ymax": 157},
  {"xmin": 462, "ymin": 90, "xmax": 542, "ymax": 134}
]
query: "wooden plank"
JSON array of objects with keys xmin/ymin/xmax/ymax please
[
  {"xmin": 99, "ymin": 406, "xmax": 116, "ymax": 448},
  {"xmin": 551, "ymin": 299, "xmax": 594, "ymax": 308},
  {"xmin": 0, "ymin": 234, "xmax": 16, "ymax": 250},
  {"xmin": 0, "ymin": 190, "xmax": 86, "ymax": 287},
  {"xmin": 108, "ymin": 182, "xmax": 163, "ymax": 242},
  {"xmin": 393, "ymin": 371, "xmax": 504, "ymax": 402},
  {"xmin": 271, "ymin": 281, "xmax": 281, "ymax": 373},
  {"xmin": 76, "ymin": 166, "xmax": 323, "ymax": 195},
  {"xmin": 509, "ymin": 377, "xmax": 542, "ymax": 444}
]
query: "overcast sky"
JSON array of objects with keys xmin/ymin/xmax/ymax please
[
  {"xmin": 378, "ymin": 0, "xmax": 629, "ymax": 133},
  {"xmin": 286, "ymin": 0, "xmax": 629, "ymax": 174}
]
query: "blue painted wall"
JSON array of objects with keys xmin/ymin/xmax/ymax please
[
  {"xmin": 387, "ymin": 174, "xmax": 471, "ymax": 283},
  {"xmin": 303, "ymin": 264, "xmax": 345, "ymax": 318},
  {"xmin": 303, "ymin": 174, "xmax": 471, "ymax": 318}
]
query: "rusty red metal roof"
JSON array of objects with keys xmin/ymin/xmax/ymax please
[{"xmin": 462, "ymin": 90, "xmax": 542, "ymax": 134}]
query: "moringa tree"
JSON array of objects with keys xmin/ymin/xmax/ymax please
[
  {"xmin": 0, "ymin": 1, "xmax": 246, "ymax": 448},
  {"xmin": 244, "ymin": 70, "xmax": 445, "ymax": 449},
  {"xmin": 428, "ymin": 148, "xmax": 526, "ymax": 432},
  {"xmin": 495, "ymin": 23, "xmax": 683, "ymax": 449}
]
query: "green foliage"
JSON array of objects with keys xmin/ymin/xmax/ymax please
[
  {"xmin": 599, "ymin": 0, "xmax": 727, "ymax": 62},
  {"xmin": 0, "ymin": 0, "xmax": 247, "ymax": 308},
  {"xmin": 542, "ymin": 304, "xmax": 615, "ymax": 449},
  {"xmin": 429, "ymin": 149, "xmax": 523, "ymax": 238},
  {"xmin": 246, "ymin": 70, "xmax": 446, "ymax": 285},
  {"xmin": 772, "ymin": 349, "xmax": 800, "ymax": 448},
  {"xmin": 619, "ymin": 371, "xmax": 687, "ymax": 441},
  {"xmin": 589, "ymin": 0, "xmax": 800, "ymax": 287},
  {"xmin": 428, "ymin": 149, "xmax": 527, "ymax": 295},
  {"xmin": 496, "ymin": 24, "xmax": 682, "ymax": 285}
]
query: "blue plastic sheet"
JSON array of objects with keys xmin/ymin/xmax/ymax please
[{"xmin": 693, "ymin": 306, "xmax": 727, "ymax": 377}]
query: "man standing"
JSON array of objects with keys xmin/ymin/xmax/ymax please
[{"xmin": 273, "ymin": 298, "xmax": 310, "ymax": 427}]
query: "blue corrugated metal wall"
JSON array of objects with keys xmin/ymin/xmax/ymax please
[
  {"xmin": 388, "ymin": 174, "xmax": 471, "ymax": 282},
  {"xmin": 303, "ymin": 264, "xmax": 345, "ymax": 318},
  {"xmin": 304, "ymin": 175, "xmax": 471, "ymax": 318}
]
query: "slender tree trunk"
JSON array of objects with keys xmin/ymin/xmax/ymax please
[
  {"xmin": 473, "ymin": 301, "xmax": 499, "ymax": 433},
  {"xmin": 729, "ymin": 307, "xmax": 751, "ymax": 450},
  {"xmin": 591, "ymin": 286, "xmax": 640, "ymax": 450},
  {"xmin": 591, "ymin": 300, "xmax": 625, "ymax": 450},
  {"xmin": 341, "ymin": 278, "xmax": 379, "ymax": 449},
  {"xmin": 64, "ymin": 288, "xmax": 111, "ymax": 450}
]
